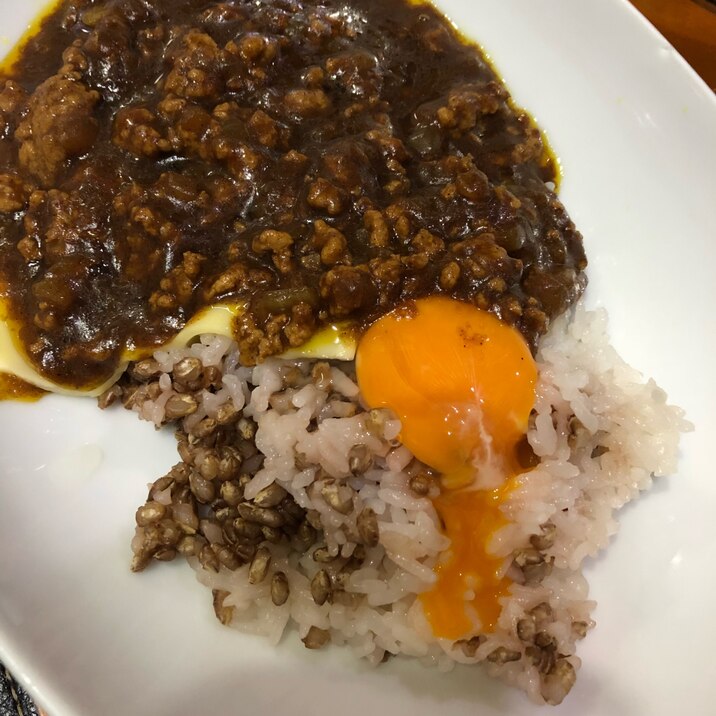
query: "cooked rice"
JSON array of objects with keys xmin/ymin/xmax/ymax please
[{"xmin": 127, "ymin": 303, "xmax": 689, "ymax": 705}]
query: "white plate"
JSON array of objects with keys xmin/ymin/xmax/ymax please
[{"xmin": 1, "ymin": 1, "xmax": 715, "ymax": 714}]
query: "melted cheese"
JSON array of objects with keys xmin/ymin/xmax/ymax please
[{"xmin": 0, "ymin": 303, "xmax": 357, "ymax": 397}]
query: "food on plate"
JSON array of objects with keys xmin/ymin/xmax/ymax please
[
  {"xmin": 0, "ymin": 0, "xmax": 688, "ymax": 706},
  {"xmin": 124, "ymin": 307, "xmax": 685, "ymax": 705},
  {"xmin": 0, "ymin": 0, "xmax": 585, "ymax": 392}
]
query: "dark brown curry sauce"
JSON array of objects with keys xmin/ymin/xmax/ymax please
[
  {"xmin": 0, "ymin": 0, "xmax": 586, "ymax": 389},
  {"xmin": 0, "ymin": 372, "xmax": 47, "ymax": 401}
]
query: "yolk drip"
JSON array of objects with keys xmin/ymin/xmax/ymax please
[
  {"xmin": 355, "ymin": 296, "xmax": 536, "ymax": 639},
  {"xmin": 424, "ymin": 485, "xmax": 513, "ymax": 639}
]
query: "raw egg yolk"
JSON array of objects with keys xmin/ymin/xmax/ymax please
[{"xmin": 355, "ymin": 296, "xmax": 537, "ymax": 640}]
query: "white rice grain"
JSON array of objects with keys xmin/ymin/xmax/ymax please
[{"xmin": 131, "ymin": 302, "xmax": 689, "ymax": 705}]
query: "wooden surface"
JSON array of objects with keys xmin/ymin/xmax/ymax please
[{"xmin": 630, "ymin": 0, "xmax": 716, "ymax": 90}]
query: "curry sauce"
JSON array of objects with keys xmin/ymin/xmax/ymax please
[{"xmin": 0, "ymin": 0, "xmax": 586, "ymax": 389}]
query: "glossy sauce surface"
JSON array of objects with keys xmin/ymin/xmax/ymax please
[
  {"xmin": 0, "ymin": 372, "xmax": 46, "ymax": 401},
  {"xmin": 356, "ymin": 296, "xmax": 536, "ymax": 638},
  {"xmin": 0, "ymin": 0, "xmax": 585, "ymax": 389},
  {"xmin": 422, "ymin": 484, "xmax": 511, "ymax": 639}
]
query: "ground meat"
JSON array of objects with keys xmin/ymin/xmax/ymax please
[
  {"xmin": 411, "ymin": 229, "xmax": 444, "ymax": 259},
  {"xmin": 325, "ymin": 50, "xmax": 383, "ymax": 98},
  {"xmin": 149, "ymin": 251, "xmax": 206, "ymax": 312},
  {"xmin": 0, "ymin": 0, "xmax": 586, "ymax": 385},
  {"xmin": 171, "ymin": 104, "xmax": 217, "ymax": 158},
  {"xmin": 284, "ymin": 88, "xmax": 332, "ymax": 118},
  {"xmin": 252, "ymin": 229, "xmax": 293, "ymax": 254},
  {"xmin": 164, "ymin": 30, "xmax": 225, "ymax": 100},
  {"xmin": 311, "ymin": 220, "xmax": 350, "ymax": 266},
  {"xmin": 82, "ymin": 8, "xmax": 140, "ymax": 99},
  {"xmin": 113, "ymin": 106, "xmax": 171, "ymax": 157},
  {"xmin": 0, "ymin": 80, "xmax": 27, "ymax": 137},
  {"xmin": 247, "ymin": 109, "xmax": 281, "ymax": 148},
  {"xmin": 31, "ymin": 255, "xmax": 93, "ymax": 330},
  {"xmin": 320, "ymin": 265, "xmax": 378, "ymax": 317},
  {"xmin": 205, "ymin": 262, "xmax": 273, "ymax": 301},
  {"xmin": 364, "ymin": 210, "xmax": 391, "ymax": 248},
  {"xmin": 15, "ymin": 75, "xmax": 99, "ymax": 187},
  {"xmin": 436, "ymin": 82, "xmax": 507, "ymax": 132},
  {"xmin": 307, "ymin": 178, "xmax": 346, "ymax": 215},
  {"xmin": 0, "ymin": 174, "xmax": 30, "ymax": 213}
]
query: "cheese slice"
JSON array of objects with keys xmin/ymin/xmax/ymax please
[{"xmin": 0, "ymin": 302, "xmax": 358, "ymax": 397}]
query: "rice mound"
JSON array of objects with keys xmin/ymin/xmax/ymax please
[{"xmin": 125, "ymin": 304, "xmax": 689, "ymax": 705}]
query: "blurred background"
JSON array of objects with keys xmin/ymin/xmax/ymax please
[{"xmin": 631, "ymin": 0, "xmax": 716, "ymax": 90}]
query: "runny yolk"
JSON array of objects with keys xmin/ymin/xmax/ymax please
[{"xmin": 355, "ymin": 296, "xmax": 537, "ymax": 640}]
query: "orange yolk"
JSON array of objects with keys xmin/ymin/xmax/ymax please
[{"xmin": 355, "ymin": 296, "xmax": 537, "ymax": 640}]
